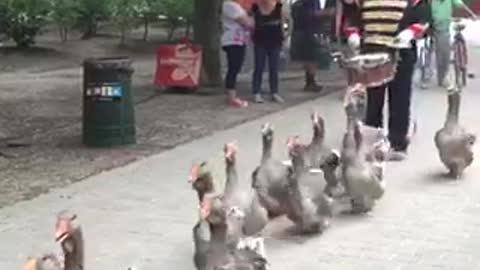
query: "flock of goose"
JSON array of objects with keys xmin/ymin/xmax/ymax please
[
  {"xmin": 21, "ymin": 83, "xmax": 475, "ymax": 270},
  {"xmin": 188, "ymin": 83, "xmax": 476, "ymax": 270}
]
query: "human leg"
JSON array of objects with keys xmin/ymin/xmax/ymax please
[
  {"xmin": 252, "ymin": 44, "xmax": 268, "ymax": 103},
  {"xmin": 434, "ymin": 29, "xmax": 451, "ymax": 87},
  {"xmin": 386, "ymin": 48, "xmax": 416, "ymax": 159},
  {"xmin": 223, "ymin": 45, "xmax": 248, "ymax": 107},
  {"xmin": 365, "ymin": 85, "xmax": 387, "ymax": 128},
  {"xmin": 267, "ymin": 46, "xmax": 284, "ymax": 102}
]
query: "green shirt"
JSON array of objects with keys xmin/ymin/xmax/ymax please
[{"xmin": 431, "ymin": 0, "xmax": 464, "ymax": 30}]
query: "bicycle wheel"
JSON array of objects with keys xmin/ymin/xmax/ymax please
[
  {"xmin": 453, "ymin": 41, "xmax": 464, "ymax": 88},
  {"xmin": 419, "ymin": 47, "xmax": 426, "ymax": 82},
  {"xmin": 453, "ymin": 48, "xmax": 460, "ymax": 87},
  {"xmin": 459, "ymin": 41, "xmax": 468, "ymax": 87}
]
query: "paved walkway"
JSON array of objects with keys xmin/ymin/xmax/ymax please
[{"xmin": 2, "ymin": 70, "xmax": 480, "ymax": 269}]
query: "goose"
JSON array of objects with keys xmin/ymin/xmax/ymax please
[{"xmin": 434, "ymin": 86, "xmax": 476, "ymax": 178}]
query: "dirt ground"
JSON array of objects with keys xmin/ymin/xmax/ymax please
[{"xmin": 0, "ymin": 25, "xmax": 345, "ymax": 209}]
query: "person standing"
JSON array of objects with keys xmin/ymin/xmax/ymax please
[
  {"xmin": 221, "ymin": 0, "xmax": 254, "ymax": 108},
  {"xmin": 344, "ymin": 0, "xmax": 431, "ymax": 161},
  {"xmin": 335, "ymin": 0, "xmax": 360, "ymax": 41},
  {"xmin": 431, "ymin": 0, "xmax": 471, "ymax": 87},
  {"xmin": 290, "ymin": 0, "xmax": 336, "ymax": 92},
  {"xmin": 251, "ymin": 0, "xmax": 286, "ymax": 103}
]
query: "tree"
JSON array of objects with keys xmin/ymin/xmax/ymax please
[
  {"xmin": 49, "ymin": 0, "xmax": 80, "ymax": 42},
  {"xmin": 193, "ymin": 0, "xmax": 222, "ymax": 86},
  {"xmin": 110, "ymin": 0, "xmax": 140, "ymax": 45},
  {"xmin": 161, "ymin": 0, "xmax": 193, "ymax": 41},
  {"xmin": 135, "ymin": 0, "xmax": 163, "ymax": 41},
  {"xmin": 75, "ymin": 0, "xmax": 109, "ymax": 39},
  {"xmin": 1, "ymin": 0, "xmax": 51, "ymax": 48}
]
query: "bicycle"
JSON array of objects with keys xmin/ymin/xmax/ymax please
[
  {"xmin": 417, "ymin": 34, "xmax": 433, "ymax": 88},
  {"xmin": 451, "ymin": 18, "xmax": 468, "ymax": 88}
]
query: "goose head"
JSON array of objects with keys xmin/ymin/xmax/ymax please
[
  {"xmin": 287, "ymin": 136, "xmax": 308, "ymax": 174},
  {"xmin": 189, "ymin": 162, "xmax": 214, "ymax": 200},
  {"xmin": 224, "ymin": 141, "xmax": 238, "ymax": 165},
  {"xmin": 311, "ymin": 111, "xmax": 325, "ymax": 141},
  {"xmin": 261, "ymin": 123, "xmax": 274, "ymax": 142},
  {"xmin": 343, "ymin": 83, "xmax": 367, "ymax": 119}
]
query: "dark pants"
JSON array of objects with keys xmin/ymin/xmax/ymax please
[
  {"xmin": 223, "ymin": 45, "xmax": 246, "ymax": 89},
  {"xmin": 365, "ymin": 48, "xmax": 417, "ymax": 151},
  {"xmin": 252, "ymin": 44, "xmax": 281, "ymax": 95}
]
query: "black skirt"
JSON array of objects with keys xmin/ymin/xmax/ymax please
[{"xmin": 290, "ymin": 31, "xmax": 332, "ymax": 69}]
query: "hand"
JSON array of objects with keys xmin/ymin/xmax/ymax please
[
  {"xmin": 347, "ymin": 33, "xmax": 361, "ymax": 50},
  {"xmin": 393, "ymin": 29, "xmax": 414, "ymax": 48}
]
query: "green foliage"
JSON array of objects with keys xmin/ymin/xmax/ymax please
[
  {"xmin": 49, "ymin": 0, "xmax": 81, "ymax": 42},
  {"xmin": 161, "ymin": 0, "xmax": 193, "ymax": 20},
  {"xmin": 0, "ymin": 3, "xmax": 8, "ymax": 35},
  {"xmin": 135, "ymin": 0, "xmax": 163, "ymax": 40},
  {"xmin": 1, "ymin": 0, "xmax": 51, "ymax": 48},
  {"xmin": 75, "ymin": 0, "xmax": 110, "ymax": 39},
  {"xmin": 161, "ymin": 0, "xmax": 193, "ymax": 40},
  {"xmin": 109, "ymin": 0, "xmax": 144, "ymax": 44}
]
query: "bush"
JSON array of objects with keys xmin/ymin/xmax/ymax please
[
  {"xmin": 49, "ymin": 0, "xmax": 81, "ymax": 42},
  {"xmin": 1, "ymin": 0, "xmax": 51, "ymax": 48}
]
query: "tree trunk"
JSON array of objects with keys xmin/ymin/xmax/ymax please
[
  {"xmin": 120, "ymin": 26, "xmax": 127, "ymax": 46},
  {"xmin": 58, "ymin": 26, "xmax": 64, "ymax": 42},
  {"xmin": 167, "ymin": 24, "xmax": 176, "ymax": 41},
  {"xmin": 81, "ymin": 19, "xmax": 97, "ymax": 40},
  {"xmin": 193, "ymin": 0, "xmax": 223, "ymax": 86},
  {"xmin": 185, "ymin": 18, "xmax": 192, "ymax": 39},
  {"xmin": 143, "ymin": 16, "xmax": 149, "ymax": 41},
  {"xmin": 59, "ymin": 26, "xmax": 68, "ymax": 43}
]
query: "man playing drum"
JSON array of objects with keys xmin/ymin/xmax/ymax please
[{"xmin": 343, "ymin": 0, "xmax": 432, "ymax": 161}]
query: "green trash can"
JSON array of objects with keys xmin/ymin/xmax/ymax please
[{"xmin": 82, "ymin": 57, "xmax": 136, "ymax": 147}]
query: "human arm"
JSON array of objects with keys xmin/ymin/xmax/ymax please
[
  {"xmin": 235, "ymin": 15, "xmax": 255, "ymax": 29},
  {"xmin": 342, "ymin": 1, "xmax": 362, "ymax": 48},
  {"xmin": 405, "ymin": 0, "xmax": 432, "ymax": 39},
  {"xmin": 452, "ymin": 0, "xmax": 465, "ymax": 8},
  {"xmin": 453, "ymin": 0, "xmax": 478, "ymax": 19},
  {"xmin": 224, "ymin": 2, "xmax": 255, "ymax": 29},
  {"xmin": 394, "ymin": 0, "xmax": 432, "ymax": 47},
  {"xmin": 335, "ymin": 0, "xmax": 344, "ymax": 37},
  {"xmin": 282, "ymin": 5, "xmax": 292, "ymax": 37}
]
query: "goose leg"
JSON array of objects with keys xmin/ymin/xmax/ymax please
[
  {"xmin": 448, "ymin": 167, "xmax": 462, "ymax": 179},
  {"xmin": 350, "ymin": 196, "xmax": 374, "ymax": 213},
  {"xmin": 319, "ymin": 216, "xmax": 331, "ymax": 232}
]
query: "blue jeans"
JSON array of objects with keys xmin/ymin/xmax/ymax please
[{"xmin": 252, "ymin": 44, "xmax": 281, "ymax": 95}]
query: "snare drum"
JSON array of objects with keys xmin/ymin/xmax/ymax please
[{"xmin": 343, "ymin": 53, "xmax": 396, "ymax": 88}]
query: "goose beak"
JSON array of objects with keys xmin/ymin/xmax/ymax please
[
  {"xmin": 55, "ymin": 228, "xmax": 69, "ymax": 243},
  {"xmin": 188, "ymin": 164, "xmax": 200, "ymax": 184},
  {"xmin": 261, "ymin": 123, "xmax": 272, "ymax": 134}
]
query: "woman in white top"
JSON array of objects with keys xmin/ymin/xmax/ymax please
[{"xmin": 222, "ymin": 0, "xmax": 254, "ymax": 108}]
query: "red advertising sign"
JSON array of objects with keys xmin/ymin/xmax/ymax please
[{"xmin": 154, "ymin": 42, "xmax": 202, "ymax": 89}]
